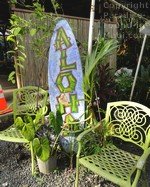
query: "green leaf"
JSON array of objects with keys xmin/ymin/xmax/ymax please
[
  {"xmin": 83, "ymin": 91, "xmax": 91, "ymax": 100},
  {"xmin": 33, "ymin": 137, "xmax": 50, "ymax": 161},
  {"xmin": 30, "ymin": 28, "xmax": 37, "ymax": 36},
  {"xmin": 6, "ymin": 35, "xmax": 16, "ymax": 43},
  {"xmin": 33, "ymin": 109, "xmax": 44, "ymax": 131},
  {"xmin": 15, "ymin": 117, "xmax": 24, "ymax": 130},
  {"xmin": 19, "ymin": 51, "xmax": 27, "ymax": 58},
  {"xmin": 17, "ymin": 45, "xmax": 25, "ymax": 50},
  {"xmin": 49, "ymin": 111, "xmax": 61, "ymax": 135},
  {"xmin": 40, "ymin": 137, "xmax": 50, "ymax": 161},
  {"xmin": 34, "ymin": 108, "xmax": 43, "ymax": 123},
  {"xmin": 12, "ymin": 79, "xmax": 16, "ymax": 84},
  {"xmin": 22, "ymin": 123, "xmax": 35, "ymax": 141},
  {"xmin": 16, "ymin": 62, "xmax": 24, "ymax": 69},
  {"xmin": 33, "ymin": 137, "xmax": 41, "ymax": 155},
  {"xmin": 11, "ymin": 0, "xmax": 17, "ymax": 4},
  {"xmin": 8, "ymin": 71, "xmax": 16, "ymax": 84},
  {"xmin": 18, "ymin": 56, "xmax": 25, "ymax": 62},
  {"xmin": 13, "ymin": 27, "xmax": 21, "ymax": 36},
  {"xmin": 49, "ymin": 111, "xmax": 56, "ymax": 126},
  {"xmin": 83, "ymin": 37, "xmax": 118, "ymax": 99},
  {"xmin": 23, "ymin": 115, "xmax": 33, "ymax": 124},
  {"xmin": 55, "ymin": 110, "xmax": 63, "ymax": 135}
]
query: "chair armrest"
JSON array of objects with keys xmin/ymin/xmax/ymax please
[
  {"xmin": 76, "ymin": 122, "xmax": 101, "ymax": 142},
  {"xmin": 136, "ymin": 147, "xmax": 150, "ymax": 170}
]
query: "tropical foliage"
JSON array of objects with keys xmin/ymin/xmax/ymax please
[
  {"xmin": 83, "ymin": 37, "xmax": 118, "ymax": 104},
  {"xmin": 15, "ymin": 109, "xmax": 50, "ymax": 161}
]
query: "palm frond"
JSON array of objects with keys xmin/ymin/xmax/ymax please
[{"xmin": 83, "ymin": 37, "xmax": 118, "ymax": 101}]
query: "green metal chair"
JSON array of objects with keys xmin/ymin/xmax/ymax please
[
  {"xmin": 0, "ymin": 86, "xmax": 48, "ymax": 175},
  {"xmin": 75, "ymin": 101, "xmax": 150, "ymax": 187}
]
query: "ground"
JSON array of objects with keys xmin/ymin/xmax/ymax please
[{"xmin": 0, "ymin": 141, "xmax": 116, "ymax": 187}]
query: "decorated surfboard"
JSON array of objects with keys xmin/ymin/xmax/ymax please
[{"xmin": 48, "ymin": 19, "xmax": 85, "ymax": 127}]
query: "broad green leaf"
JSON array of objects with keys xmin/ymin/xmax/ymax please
[
  {"xmin": 22, "ymin": 123, "xmax": 35, "ymax": 141},
  {"xmin": 11, "ymin": 79, "xmax": 16, "ymax": 84},
  {"xmin": 15, "ymin": 117, "xmax": 24, "ymax": 130},
  {"xmin": 49, "ymin": 111, "xmax": 62, "ymax": 135},
  {"xmin": 39, "ymin": 137, "xmax": 50, "ymax": 161},
  {"xmin": 11, "ymin": 0, "xmax": 17, "ymax": 4},
  {"xmin": 8, "ymin": 71, "xmax": 15, "ymax": 79},
  {"xmin": 33, "ymin": 137, "xmax": 41, "ymax": 155},
  {"xmin": 33, "ymin": 137, "xmax": 50, "ymax": 161}
]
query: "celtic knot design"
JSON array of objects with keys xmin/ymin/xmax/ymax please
[
  {"xmin": 14, "ymin": 87, "xmax": 47, "ymax": 116},
  {"xmin": 107, "ymin": 103, "xmax": 150, "ymax": 149}
]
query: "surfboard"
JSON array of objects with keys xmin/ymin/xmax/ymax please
[{"xmin": 48, "ymin": 19, "xmax": 85, "ymax": 126}]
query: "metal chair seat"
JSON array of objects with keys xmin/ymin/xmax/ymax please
[
  {"xmin": 79, "ymin": 144, "xmax": 139, "ymax": 187},
  {"xmin": 0, "ymin": 126, "xmax": 29, "ymax": 143}
]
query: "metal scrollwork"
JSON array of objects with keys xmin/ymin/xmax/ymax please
[
  {"xmin": 108, "ymin": 104, "xmax": 150, "ymax": 148},
  {"xmin": 15, "ymin": 87, "xmax": 46, "ymax": 115}
]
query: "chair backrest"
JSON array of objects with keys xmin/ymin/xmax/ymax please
[
  {"xmin": 13, "ymin": 86, "xmax": 48, "ymax": 120},
  {"xmin": 105, "ymin": 101, "xmax": 150, "ymax": 150}
]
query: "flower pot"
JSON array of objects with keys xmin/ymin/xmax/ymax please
[{"xmin": 37, "ymin": 154, "xmax": 57, "ymax": 174}]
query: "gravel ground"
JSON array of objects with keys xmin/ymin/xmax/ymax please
[
  {"xmin": 0, "ymin": 141, "xmax": 150, "ymax": 187},
  {"xmin": 0, "ymin": 142, "xmax": 116, "ymax": 187}
]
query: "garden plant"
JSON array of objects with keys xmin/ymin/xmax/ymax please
[{"xmin": 14, "ymin": 108, "xmax": 64, "ymax": 174}]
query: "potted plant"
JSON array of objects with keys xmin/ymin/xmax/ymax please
[
  {"xmin": 35, "ymin": 109, "xmax": 64, "ymax": 174},
  {"xmin": 14, "ymin": 108, "xmax": 62, "ymax": 174}
]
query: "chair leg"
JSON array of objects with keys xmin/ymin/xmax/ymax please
[
  {"xmin": 142, "ymin": 166, "xmax": 149, "ymax": 187},
  {"xmin": 30, "ymin": 141, "xmax": 35, "ymax": 176},
  {"xmin": 132, "ymin": 169, "xmax": 141, "ymax": 187},
  {"xmin": 75, "ymin": 157, "xmax": 80, "ymax": 187}
]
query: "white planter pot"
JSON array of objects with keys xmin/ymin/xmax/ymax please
[{"xmin": 37, "ymin": 155, "xmax": 57, "ymax": 174}]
